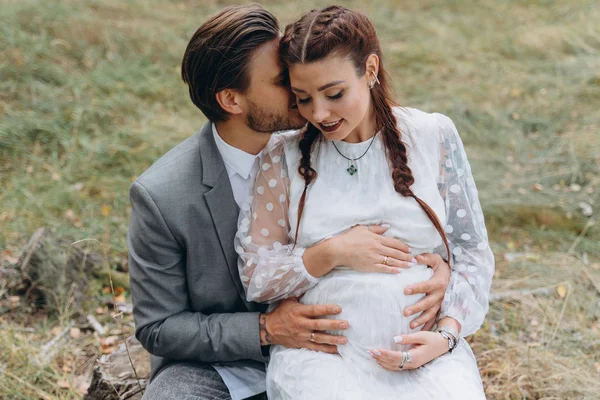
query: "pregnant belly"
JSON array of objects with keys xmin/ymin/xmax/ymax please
[{"xmin": 300, "ymin": 264, "xmax": 433, "ymax": 364}]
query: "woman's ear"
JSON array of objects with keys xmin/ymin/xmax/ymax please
[
  {"xmin": 365, "ymin": 54, "xmax": 380, "ymax": 80},
  {"xmin": 215, "ymin": 89, "xmax": 243, "ymax": 115}
]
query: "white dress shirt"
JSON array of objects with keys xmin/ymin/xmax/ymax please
[{"xmin": 211, "ymin": 123, "xmax": 267, "ymax": 400}]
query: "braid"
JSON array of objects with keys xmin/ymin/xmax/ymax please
[
  {"xmin": 373, "ymin": 86, "xmax": 451, "ymax": 266},
  {"xmin": 292, "ymin": 125, "xmax": 320, "ymax": 246},
  {"xmin": 301, "ymin": 11, "xmax": 320, "ymax": 63}
]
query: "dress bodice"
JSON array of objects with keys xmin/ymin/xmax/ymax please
[{"xmin": 283, "ymin": 109, "xmax": 446, "ymax": 253}]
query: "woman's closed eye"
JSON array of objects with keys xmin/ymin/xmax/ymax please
[
  {"xmin": 328, "ymin": 90, "xmax": 344, "ymax": 100},
  {"xmin": 297, "ymin": 91, "xmax": 344, "ymax": 104}
]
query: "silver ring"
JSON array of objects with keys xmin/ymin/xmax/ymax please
[
  {"xmin": 310, "ymin": 332, "xmax": 316, "ymax": 342},
  {"xmin": 402, "ymin": 351, "xmax": 412, "ymax": 364}
]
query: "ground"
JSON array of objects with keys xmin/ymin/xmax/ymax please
[{"xmin": 0, "ymin": 0, "xmax": 599, "ymax": 398}]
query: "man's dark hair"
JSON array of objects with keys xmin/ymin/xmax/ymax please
[{"xmin": 181, "ymin": 4, "xmax": 279, "ymax": 122}]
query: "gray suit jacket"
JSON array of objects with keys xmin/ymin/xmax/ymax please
[{"xmin": 128, "ymin": 122, "xmax": 267, "ymax": 379}]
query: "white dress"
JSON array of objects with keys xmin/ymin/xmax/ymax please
[{"xmin": 235, "ymin": 107, "xmax": 495, "ymax": 399}]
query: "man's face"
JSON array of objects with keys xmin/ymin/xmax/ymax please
[{"xmin": 241, "ymin": 38, "xmax": 306, "ymax": 133}]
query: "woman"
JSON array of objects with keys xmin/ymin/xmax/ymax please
[{"xmin": 235, "ymin": 6, "xmax": 494, "ymax": 399}]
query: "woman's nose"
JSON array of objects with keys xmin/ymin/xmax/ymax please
[{"xmin": 312, "ymin": 104, "xmax": 330, "ymax": 123}]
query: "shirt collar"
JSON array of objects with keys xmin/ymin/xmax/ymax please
[{"xmin": 212, "ymin": 123, "xmax": 260, "ymax": 180}]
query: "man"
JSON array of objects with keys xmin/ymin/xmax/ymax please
[{"xmin": 128, "ymin": 4, "xmax": 450, "ymax": 399}]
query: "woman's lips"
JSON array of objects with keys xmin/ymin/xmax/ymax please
[{"xmin": 319, "ymin": 119, "xmax": 343, "ymax": 133}]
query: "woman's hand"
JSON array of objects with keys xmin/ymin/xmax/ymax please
[
  {"xmin": 333, "ymin": 224, "xmax": 416, "ymax": 274},
  {"xmin": 369, "ymin": 331, "xmax": 450, "ymax": 371}
]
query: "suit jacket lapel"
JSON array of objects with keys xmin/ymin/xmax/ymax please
[{"xmin": 199, "ymin": 123, "xmax": 251, "ymax": 307}]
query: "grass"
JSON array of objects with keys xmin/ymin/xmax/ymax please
[{"xmin": 0, "ymin": 0, "xmax": 599, "ymax": 398}]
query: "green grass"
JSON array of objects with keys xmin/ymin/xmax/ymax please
[{"xmin": 1, "ymin": 0, "xmax": 599, "ymax": 398}]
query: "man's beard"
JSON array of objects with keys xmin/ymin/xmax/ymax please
[{"xmin": 246, "ymin": 100, "xmax": 305, "ymax": 133}]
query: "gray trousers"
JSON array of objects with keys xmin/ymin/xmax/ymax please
[{"xmin": 142, "ymin": 362, "xmax": 267, "ymax": 400}]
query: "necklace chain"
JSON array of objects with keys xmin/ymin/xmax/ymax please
[{"xmin": 331, "ymin": 134, "xmax": 377, "ymax": 176}]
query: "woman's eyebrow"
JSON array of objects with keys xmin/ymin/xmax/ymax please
[{"xmin": 291, "ymin": 80, "xmax": 345, "ymax": 93}]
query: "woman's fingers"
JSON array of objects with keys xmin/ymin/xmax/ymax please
[
  {"xmin": 380, "ymin": 245, "xmax": 414, "ymax": 263},
  {"xmin": 369, "ymin": 349, "xmax": 418, "ymax": 371},
  {"xmin": 366, "ymin": 224, "xmax": 390, "ymax": 235},
  {"xmin": 393, "ymin": 332, "xmax": 429, "ymax": 345},
  {"xmin": 373, "ymin": 256, "xmax": 413, "ymax": 270},
  {"xmin": 379, "ymin": 236, "xmax": 411, "ymax": 253},
  {"xmin": 370, "ymin": 264, "xmax": 402, "ymax": 274}
]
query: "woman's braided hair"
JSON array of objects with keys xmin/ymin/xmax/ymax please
[{"xmin": 281, "ymin": 6, "xmax": 450, "ymax": 265}]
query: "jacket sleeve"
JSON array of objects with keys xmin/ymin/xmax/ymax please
[{"xmin": 128, "ymin": 181, "xmax": 265, "ymax": 363}]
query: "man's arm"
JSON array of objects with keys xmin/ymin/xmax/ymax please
[{"xmin": 128, "ymin": 181, "xmax": 264, "ymax": 363}]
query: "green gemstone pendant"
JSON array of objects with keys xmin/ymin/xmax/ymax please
[{"xmin": 347, "ymin": 164, "xmax": 358, "ymax": 176}]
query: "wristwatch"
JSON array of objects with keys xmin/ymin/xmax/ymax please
[{"xmin": 437, "ymin": 326, "xmax": 459, "ymax": 353}]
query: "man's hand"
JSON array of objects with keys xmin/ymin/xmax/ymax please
[
  {"xmin": 402, "ymin": 253, "xmax": 451, "ymax": 331},
  {"xmin": 263, "ymin": 298, "xmax": 348, "ymax": 354}
]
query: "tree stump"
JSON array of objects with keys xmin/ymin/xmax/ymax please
[
  {"xmin": 1, "ymin": 227, "xmax": 130, "ymax": 313},
  {"xmin": 85, "ymin": 336, "xmax": 150, "ymax": 400}
]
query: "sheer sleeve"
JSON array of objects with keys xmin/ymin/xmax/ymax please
[
  {"xmin": 235, "ymin": 135, "xmax": 320, "ymax": 304},
  {"xmin": 434, "ymin": 113, "xmax": 495, "ymax": 337}
]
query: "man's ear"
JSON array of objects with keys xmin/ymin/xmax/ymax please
[
  {"xmin": 365, "ymin": 54, "xmax": 380, "ymax": 79},
  {"xmin": 215, "ymin": 89, "xmax": 244, "ymax": 115}
]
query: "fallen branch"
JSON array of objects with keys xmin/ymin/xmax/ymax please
[
  {"xmin": 37, "ymin": 321, "xmax": 74, "ymax": 366},
  {"xmin": 87, "ymin": 314, "xmax": 106, "ymax": 335},
  {"xmin": 490, "ymin": 287, "xmax": 552, "ymax": 302}
]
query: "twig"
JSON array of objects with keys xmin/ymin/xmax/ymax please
[
  {"xmin": 547, "ymin": 282, "xmax": 572, "ymax": 345},
  {"xmin": 37, "ymin": 321, "xmax": 74, "ymax": 365},
  {"xmin": 568, "ymin": 219, "xmax": 596, "ymax": 254},
  {"xmin": 489, "ymin": 287, "xmax": 552, "ymax": 302},
  {"xmin": 87, "ymin": 314, "xmax": 107, "ymax": 335},
  {"xmin": 18, "ymin": 227, "xmax": 47, "ymax": 281},
  {"xmin": 121, "ymin": 385, "xmax": 145, "ymax": 399},
  {"xmin": 6, "ymin": 326, "xmax": 36, "ymax": 333},
  {"xmin": 581, "ymin": 266, "xmax": 600, "ymax": 295}
]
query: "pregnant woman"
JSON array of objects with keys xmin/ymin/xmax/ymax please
[{"xmin": 236, "ymin": 6, "xmax": 494, "ymax": 399}]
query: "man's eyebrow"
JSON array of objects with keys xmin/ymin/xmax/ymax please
[{"xmin": 291, "ymin": 80, "xmax": 345, "ymax": 93}]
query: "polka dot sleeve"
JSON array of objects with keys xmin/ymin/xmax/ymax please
[
  {"xmin": 235, "ymin": 135, "xmax": 320, "ymax": 303},
  {"xmin": 434, "ymin": 114, "xmax": 495, "ymax": 337}
]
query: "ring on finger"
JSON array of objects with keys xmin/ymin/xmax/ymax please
[
  {"xmin": 382, "ymin": 256, "xmax": 389, "ymax": 265},
  {"xmin": 310, "ymin": 332, "xmax": 316, "ymax": 342},
  {"xmin": 398, "ymin": 351, "xmax": 411, "ymax": 369}
]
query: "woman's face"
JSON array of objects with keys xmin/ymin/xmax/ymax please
[{"xmin": 289, "ymin": 54, "xmax": 376, "ymax": 142}]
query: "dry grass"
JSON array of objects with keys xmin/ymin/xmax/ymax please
[
  {"xmin": 1, "ymin": 0, "xmax": 599, "ymax": 398},
  {"xmin": 472, "ymin": 252, "xmax": 600, "ymax": 399}
]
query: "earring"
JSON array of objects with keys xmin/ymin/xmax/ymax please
[
  {"xmin": 369, "ymin": 71, "xmax": 380, "ymax": 89},
  {"xmin": 371, "ymin": 71, "xmax": 380, "ymax": 85}
]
